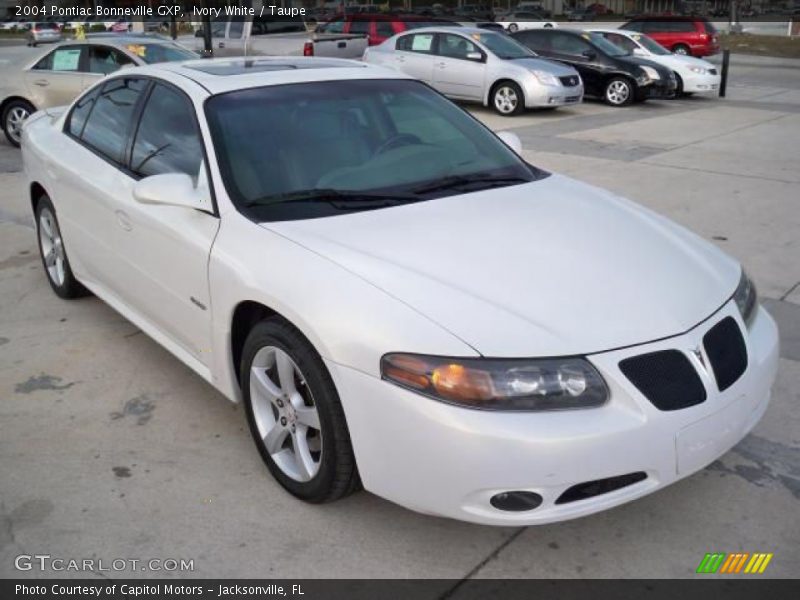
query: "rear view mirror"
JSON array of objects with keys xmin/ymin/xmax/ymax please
[
  {"xmin": 466, "ymin": 51, "xmax": 484, "ymax": 62},
  {"xmin": 496, "ymin": 131, "xmax": 522, "ymax": 154},
  {"xmin": 133, "ymin": 173, "xmax": 205, "ymax": 210}
]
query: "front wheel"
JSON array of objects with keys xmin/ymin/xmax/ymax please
[
  {"xmin": 2, "ymin": 99, "xmax": 35, "ymax": 147},
  {"xmin": 604, "ymin": 77, "xmax": 634, "ymax": 107},
  {"xmin": 492, "ymin": 81, "xmax": 525, "ymax": 116},
  {"xmin": 241, "ymin": 318, "xmax": 360, "ymax": 503}
]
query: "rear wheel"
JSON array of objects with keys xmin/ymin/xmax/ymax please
[
  {"xmin": 241, "ymin": 318, "xmax": 360, "ymax": 503},
  {"xmin": 492, "ymin": 81, "xmax": 525, "ymax": 116},
  {"xmin": 508, "ymin": 23, "xmax": 519, "ymax": 32},
  {"xmin": 35, "ymin": 195, "xmax": 90, "ymax": 299},
  {"xmin": 604, "ymin": 77, "xmax": 634, "ymax": 107},
  {"xmin": 2, "ymin": 99, "xmax": 35, "ymax": 147},
  {"xmin": 673, "ymin": 44, "xmax": 690, "ymax": 55}
]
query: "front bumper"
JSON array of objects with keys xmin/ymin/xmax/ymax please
[
  {"xmin": 681, "ymin": 70, "xmax": 722, "ymax": 93},
  {"xmin": 522, "ymin": 79, "xmax": 584, "ymax": 108},
  {"xmin": 328, "ymin": 302, "xmax": 779, "ymax": 525},
  {"xmin": 639, "ymin": 79, "xmax": 677, "ymax": 99}
]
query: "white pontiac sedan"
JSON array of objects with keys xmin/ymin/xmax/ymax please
[
  {"xmin": 22, "ymin": 57, "xmax": 778, "ymax": 525},
  {"xmin": 591, "ymin": 29, "xmax": 722, "ymax": 95},
  {"xmin": 364, "ymin": 27, "xmax": 583, "ymax": 116}
]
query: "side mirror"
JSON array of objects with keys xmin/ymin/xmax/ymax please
[
  {"xmin": 496, "ymin": 130, "xmax": 522, "ymax": 154},
  {"xmin": 466, "ymin": 51, "xmax": 484, "ymax": 62},
  {"xmin": 632, "ymin": 47, "xmax": 647, "ymax": 56},
  {"xmin": 581, "ymin": 49, "xmax": 596, "ymax": 60},
  {"xmin": 133, "ymin": 173, "xmax": 205, "ymax": 210}
]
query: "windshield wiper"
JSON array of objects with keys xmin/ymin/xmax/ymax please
[
  {"xmin": 242, "ymin": 188, "xmax": 422, "ymax": 209},
  {"xmin": 412, "ymin": 174, "xmax": 530, "ymax": 195}
]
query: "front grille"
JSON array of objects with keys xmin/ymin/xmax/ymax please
[
  {"xmin": 703, "ymin": 316, "xmax": 748, "ymax": 391},
  {"xmin": 559, "ymin": 75, "xmax": 580, "ymax": 87},
  {"xmin": 709, "ymin": 68, "xmax": 718, "ymax": 75},
  {"xmin": 619, "ymin": 350, "xmax": 706, "ymax": 411},
  {"xmin": 555, "ymin": 472, "xmax": 647, "ymax": 504}
]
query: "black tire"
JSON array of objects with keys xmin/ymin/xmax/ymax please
[
  {"xmin": 241, "ymin": 317, "xmax": 360, "ymax": 503},
  {"xmin": 34, "ymin": 195, "xmax": 90, "ymax": 299},
  {"xmin": 604, "ymin": 77, "xmax": 634, "ymax": 107},
  {"xmin": 672, "ymin": 43, "xmax": 690, "ymax": 56},
  {"xmin": 2, "ymin": 98, "xmax": 35, "ymax": 147},
  {"xmin": 491, "ymin": 80, "xmax": 525, "ymax": 116},
  {"xmin": 508, "ymin": 23, "xmax": 519, "ymax": 32},
  {"xmin": 674, "ymin": 72, "xmax": 684, "ymax": 95}
]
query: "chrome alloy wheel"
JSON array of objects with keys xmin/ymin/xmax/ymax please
[
  {"xmin": 250, "ymin": 346, "xmax": 322, "ymax": 482},
  {"xmin": 606, "ymin": 80, "xmax": 631, "ymax": 105},
  {"xmin": 494, "ymin": 86, "xmax": 519, "ymax": 114},
  {"xmin": 6, "ymin": 105, "xmax": 30, "ymax": 145},
  {"xmin": 38, "ymin": 207, "xmax": 66, "ymax": 287}
]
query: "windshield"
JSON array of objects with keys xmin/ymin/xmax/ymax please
[
  {"xmin": 631, "ymin": 33, "xmax": 670, "ymax": 56},
  {"xmin": 124, "ymin": 43, "xmax": 198, "ymax": 64},
  {"xmin": 205, "ymin": 79, "xmax": 542, "ymax": 222},
  {"xmin": 476, "ymin": 32, "xmax": 535, "ymax": 59},
  {"xmin": 586, "ymin": 32, "xmax": 629, "ymax": 57}
]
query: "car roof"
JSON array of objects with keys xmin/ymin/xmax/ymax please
[
  {"xmin": 120, "ymin": 57, "xmax": 410, "ymax": 95},
  {"xmin": 396, "ymin": 25, "xmax": 491, "ymax": 35}
]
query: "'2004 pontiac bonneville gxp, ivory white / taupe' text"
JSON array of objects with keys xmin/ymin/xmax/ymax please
[{"xmin": 22, "ymin": 57, "xmax": 779, "ymax": 525}]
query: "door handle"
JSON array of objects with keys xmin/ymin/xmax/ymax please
[
  {"xmin": 34, "ymin": 80, "xmax": 50, "ymax": 87},
  {"xmin": 115, "ymin": 210, "xmax": 132, "ymax": 232},
  {"xmin": 218, "ymin": 42, "xmax": 225, "ymax": 48},
  {"xmin": 436, "ymin": 62, "xmax": 446, "ymax": 68},
  {"xmin": 397, "ymin": 56, "xmax": 405, "ymax": 63}
]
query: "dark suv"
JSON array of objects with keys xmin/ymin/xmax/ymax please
[
  {"xmin": 620, "ymin": 17, "xmax": 720, "ymax": 57},
  {"xmin": 511, "ymin": 29, "xmax": 676, "ymax": 106}
]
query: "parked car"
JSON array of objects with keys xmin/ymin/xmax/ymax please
[
  {"xmin": 190, "ymin": 15, "xmax": 368, "ymax": 58},
  {"xmin": 453, "ymin": 4, "xmax": 495, "ymax": 21},
  {"xmin": 566, "ymin": 8, "xmax": 596, "ymax": 21},
  {"xmin": 511, "ymin": 29, "xmax": 677, "ymax": 106},
  {"xmin": 590, "ymin": 29, "xmax": 721, "ymax": 95},
  {"xmin": 26, "ymin": 22, "xmax": 62, "ymax": 47},
  {"xmin": 0, "ymin": 36, "xmax": 197, "ymax": 146},
  {"xmin": 497, "ymin": 11, "xmax": 558, "ymax": 32},
  {"xmin": 22, "ymin": 56, "xmax": 778, "ymax": 526},
  {"xmin": 316, "ymin": 13, "xmax": 457, "ymax": 46},
  {"xmin": 620, "ymin": 16, "xmax": 720, "ymax": 56},
  {"xmin": 365, "ymin": 27, "xmax": 583, "ymax": 115}
]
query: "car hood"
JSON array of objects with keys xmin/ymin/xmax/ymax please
[
  {"xmin": 263, "ymin": 174, "xmax": 740, "ymax": 357},
  {"xmin": 507, "ymin": 57, "xmax": 578, "ymax": 76},
  {"xmin": 621, "ymin": 55, "xmax": 674, "ymax": 78}
]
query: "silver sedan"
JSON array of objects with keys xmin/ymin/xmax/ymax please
[{"xmin": 364, "ymin": 26, "xmax": 584, "ymax": 116}]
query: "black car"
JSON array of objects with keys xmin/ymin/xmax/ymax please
[{"xmin": 510, "ymin": 29, "xmax": 677, "ymax": 106}]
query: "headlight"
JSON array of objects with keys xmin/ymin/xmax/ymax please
[
  {"xmin": 532, "ymin": 70, "xmax": 560, "ymax": 86},
  {"xmin": 733, "ymin": 270, "xmax": 758, "ymax": 328},
  {"xmin": 640, "ymin": 66, "xmax": 661, "ymax": 80},
  {"xmin": 381, "ymin": 353, "xmax": 609, "ymax": 411},
  {"xmin": 689, "ymin": 66, "xmax": 708, "ymax": 74}
]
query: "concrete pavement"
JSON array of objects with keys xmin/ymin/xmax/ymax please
[{"xmin": 0, "ymin": 53, "xmax": 798, "ymax": 582}]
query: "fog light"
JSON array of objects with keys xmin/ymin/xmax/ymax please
[{"xmin": 490, "ymin": 491, "xmax": 543, "ymax": 512}]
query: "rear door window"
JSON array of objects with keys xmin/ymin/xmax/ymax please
[{"xmin": 80, "ymin": 77, "xmax": 148, "ymax": 164}]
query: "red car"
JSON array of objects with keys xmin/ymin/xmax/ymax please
[
  {"xmin": 620, "ymin": 17, "xmax": 719, "ymax": 57},
  {"xmin": 316, "ymin": 13, "xmax": 457, "ymax": 46}
]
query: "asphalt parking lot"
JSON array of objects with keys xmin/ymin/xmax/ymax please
[{"xmin": 0, "ymin": 50, "xmax": 798, "ymax": 582}]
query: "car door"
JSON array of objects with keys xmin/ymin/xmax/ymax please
[
  {"xmin": 23, "ymin": 45, "xmax": 87, "ymax": 109},
  {"xmin": 208, "ymin": 17, "xmax": 246, "ymax": 56},
  {"xmin": 56, "ymin": 77, "xmax": 150, "ymax": 291},
  {"xmin": 393, "ymin": 32, "xmax": 435, "ymax": 85},
  {"xmin": 112, "ymin": 81, "xmax": 219, "ymax": 363},
  {"xmin": 547, "ymin": 32, "xmax": 605, "ymax": 97},
  {"xmin": 432, "ymin": 33, "xmax": 486, "ymax": 101}
]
